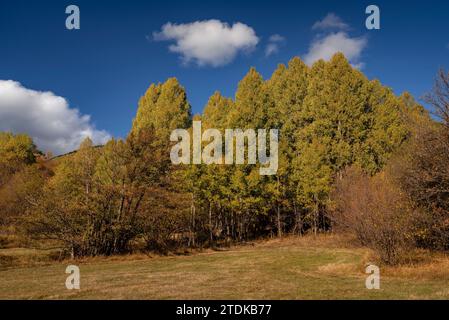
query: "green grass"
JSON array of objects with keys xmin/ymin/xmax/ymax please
[{"xmin": 1, "ymin": 236, "xmax": 448, "ymax": 299}]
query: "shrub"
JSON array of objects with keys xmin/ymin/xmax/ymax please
[
  {"xmin": 388, "ymin": 70, "xmax": 449, "ymax": 250},
  {"xmin": 329, "ymin": 166, "xmax": 415, "ymax": 265}
]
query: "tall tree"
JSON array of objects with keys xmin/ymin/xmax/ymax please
[{"xmin": 131, "ymin": 78, "xmax": 191, "ymax": 140}]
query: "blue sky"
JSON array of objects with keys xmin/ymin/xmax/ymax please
[{"xmin": 0, "ymin": 0, "xmax": 448, "ymax": 154}]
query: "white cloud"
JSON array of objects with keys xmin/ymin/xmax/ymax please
[
  {"xmin": 312, "ymin": 13, "xmax": 349, "ymax": 31},
  {"xmin": 265, "ymin": 34, "xmax": 285, "ymax": 57},
  {"xmin": 269, "ymin": 34, "xmax": 285, "ymax": 42},
  {"xmin": 153, "ymin": 19, "xmax": 259, "ymax": 67},
  {"xmin": 303, "ymin": 32, "xmax": 367, "ymax": 67},
  {"xmin": 265, "ymin": 43, "xmax": 279, "ymax": 57},
  {"xmin": 0, "ymin": 80, "xmax": 111, "ymax": 155}
]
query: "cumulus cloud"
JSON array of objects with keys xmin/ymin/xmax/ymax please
[
  {"xmin": 265, "ymin": 34, "xmax": 285, "ymax": 57},
  {"xmin": 153, "ymin": 19, "xmax": 259, "ymax": 67},
  {"xmin": 0, "ymin": 80, "xmax": 111, "ymax": 155},
  {"xmin": 303, "ymin": 32, "xmax": 367, "ymax": 67},
  {"xmin": 305, "ymin": 13, "xmax": 367, "ymax": 68},
  {"xmin": 312, "ymin": 13, "xmax": 349, "ymax": 31}
]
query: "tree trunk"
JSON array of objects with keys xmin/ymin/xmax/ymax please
[
  {"xmin": 294, "ymin": 202, "xmax": 303, "ymax": 236},
  {"xmin": 277, "ymin": 205, "xmax": 282, "ymax": 238},
  {"xmin": 209, "ymin": 203, "xmax": 213, "ymax": 243},
  {"xmin": 190, "ymin": 194, "xmax": 196, "ymax": 247}
]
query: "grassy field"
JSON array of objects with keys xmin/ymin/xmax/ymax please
[{"xmin": 1, "ymin": 235, "xmax": 448, "ymax": 299}]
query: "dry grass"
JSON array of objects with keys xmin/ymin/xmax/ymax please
[
  {"xmin": 383, "ymin": 252, "xmax": 449, "ymax": 281},
  {"xmin": 0, "ymin": 234, "xmax": 448, "ymax": 300}
]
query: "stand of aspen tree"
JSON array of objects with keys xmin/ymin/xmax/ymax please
[{"xmin": 1, "ymin": 54, "xmax": 447, "ymax": 264}]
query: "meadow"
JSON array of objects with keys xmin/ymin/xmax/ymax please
[{"xmin": 1, "ymin": 235, "xmax": 448, "ymax": 300}]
